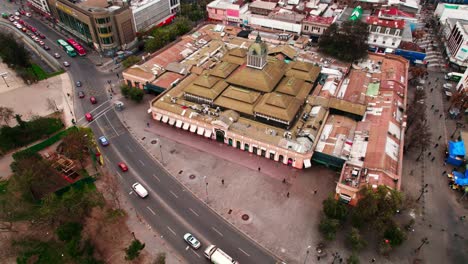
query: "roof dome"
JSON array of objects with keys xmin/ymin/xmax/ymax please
[{"xmin": 248, "ymin": 33, "xmax": 267, "ymax": 56}]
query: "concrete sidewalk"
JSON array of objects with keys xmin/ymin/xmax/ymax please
[{"xmin": 115, "ymin": 96, "xmax": 339, "ymax": 264}]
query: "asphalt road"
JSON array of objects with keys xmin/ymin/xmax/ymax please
[{"xmin": 22, "ymin": 14, "xmax": 278, "ymax": 264}]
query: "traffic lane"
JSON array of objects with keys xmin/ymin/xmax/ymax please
[
  {"xmin": 98, "ymin": 132, "xmax": 206, "ymax": 263},
  {"xmin": 115, "ymin": 130, "xmax": 276, "ymax": 263}
]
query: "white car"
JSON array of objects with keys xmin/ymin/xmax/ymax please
[
  {"xmin": 63, "ymin": 61, "xmax": 70, "ymax": 67},
  {"xmin": 132, "ymin": 182, "xmax": 148, "ymax": 198},
  {"xmin": 14, "ymin": 12, "xmax": 19, "ymax": 16},
  {"xmin": 14, "ymin": 16, "xmax": 19, "ymax": 20},
  {"xmin": 443, "ymin": 83, "xmax": 453, "ymax": 90},
  {"xmin": 183, "ymin": 233, "xmax": 201, "ymax": 249},
  {"xmin": 25, "ymin": 13, "xmax": 31, "ymax": 17}
]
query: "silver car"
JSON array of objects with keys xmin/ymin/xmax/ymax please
[{"xmin": 183, "ymin": 233, "xmax": 201, "ymax": 249}]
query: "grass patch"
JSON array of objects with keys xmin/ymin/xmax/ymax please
[
  {"xmin": 30, "ymin": 64, "xmax": 48, "ymax": 80},
  {"xmin": 0, "ymin": 180, "xmax": 8, "ymax": 195},
  {"xmin": 15, "ymin": 240, "xmax": 66, "ymax": 264},
  {"xmin": 46, "ymin": 69, "xmax": 65, "ymax": 78}
]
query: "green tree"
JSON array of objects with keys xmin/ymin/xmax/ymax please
[
  {"xmin": 129, "ymin": 87, "xmax": 145, "ymax": 103},
  {"xmin": 346, "ymin": 228, "xmax": 367, "ymax": 251},
  {"xmin": 56, "ymin": 222, "xmax": 83, "ymax": 242},
  {"xmin": 319, "ymin": 20, "xmax": 369, "ymax": 62},
  {"xmin": 122, "ymin": 55, "xmax": 140, "ymax": 68},
  {"xmin": 383, "ymin": 220, "xmax": 406, "ymax": 247},
  {"xmin": 121, "ymin": 85, "xmax": 131, "ymax": 97},
  {"xmin": 318, "ymin": 216, "xmax": 340, "ymax": 240},
  {"xmin": 323, "ymin": 195, "xmax": 348, "ymax": 222},
  {"xmin": 125, "ymin": 239, "xmax": 145, "ymax": 260},
  {"xmin": 347, "ymin": 253, "xmax": 360, "ymax": 264},
  {"xmin": 15, "ymin": 114, "xmax": 26, "ymax": 128},
  {"xmin": 153, "ymin": 253, "xmax": 166, "ymax": 264}
]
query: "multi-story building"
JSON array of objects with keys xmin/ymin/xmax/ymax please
[
  {"xmin": 28, "ymin": 0, "xmax": 51, "ymax": 15},
  {"xmin": 366, "ymin": 16, "xmax": 405, "ymax": 52},
  {"xmin": 206, "ymin": 0, "xmax": 248, "ymax": 25},
  {"xmin": 301, "ymin": 16, "xmax": 335, "ymax": 41},
  {"xmin": 130, "ymin": 0, "xmax": 173, "ymax": 33},
  {"xmin": 444, "ymin": 19, "xmax": 468, "ymax": 70},
  {"xmin": 243, "ymin": 9, "xmax": 305, "ymax": 34},
  {"xmin": 248, "ymin": 1, "xmax": 277, "ymax": 16},
  {"xmin": 47, "ymin": 0, "xmax": 138, "ymax": 55},
  {"xmin": 456, "ymin": 67, "xmax": 468, "ymax": 92},
  {"xmin": 169, "ymin": 0, "xmax": 180, "ymax": 13},
  {"xmin": 435, "ymin": 3, "xmax": 468, "ymax": 25}
]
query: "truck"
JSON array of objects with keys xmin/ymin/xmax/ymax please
[{"xmin": 204, "ymin": 245, "xmax": 239, "ymax": 264}]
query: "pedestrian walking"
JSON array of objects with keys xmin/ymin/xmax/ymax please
[
  {"xmin": 314, "ymin": 190, "xmax": 317, "ymax": 194},
  {"xmin": 460, "ymin": 216, "xmax": 466, "ymax": 221},
  {"xmin": 438, "ymin": 135, "xmax": 442, "ymax": 140},
  {"xmin": 372, "ymin": 258, "xmax": 376, "ymax": 263},
  {"xmin": 442, "ymin": 170, "xmax": 447, "ymax": 175},
  {"xmin": 431, "ymin": 104, "xmax": 435, "ymax": 109},
  {"xmin": 428, "ymin": 152, "xmax": 432, "ymax": 156},
  {"xmin": 431, "ymin": 88, "xmax": 434, "ymax": 93},
  {"xmin": 431, "ymin": 157, "xmax": 435, "ymax": 162},
  {"xmin": 410, "ymin": 170, "xmax": 414, "ymax": 175},
  {"xmin": 440, "ymin": 114, "xmax": 443, "ymax": 118},
  {"xmin": 221, "ymin": 179, "xmax": 224, "ymax": 185},
  {"xmin": 434, "ymin": 143, "xmax": 439, "ymax": 148},
  {"xmin": 146, "ymin": 122, "xmax": 150, "ymax": 127},
  {"xmin": 429, "ymin": 81, "xmax": 432, "ymax": 85},
  {"xmin": 258, "ymin": 167, "xmax": 261, "ymax": 172},
  {"xmin": 282, "ymin": 178, "xmax": 286, "ymax": 184},
  {"xmin": 286, "ymin": 192, "xmax": 290, "ymax": 198}
]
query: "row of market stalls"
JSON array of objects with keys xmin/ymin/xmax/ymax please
[{"xmin": 446, "ymin": 140, "xmax": 468, "ymax": 193}]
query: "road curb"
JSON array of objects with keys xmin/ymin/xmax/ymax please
[{"xmin": 115, "ymin": 109, "xmax": 285, "ymax": 263}]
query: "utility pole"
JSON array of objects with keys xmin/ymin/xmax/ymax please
[
  {"xmin": 303, "ymin": 245, "xmax": 311, "ymax": 264},
  {"xmin": 0, "ymin": 72, "xmax": 9, "ymax": 88},
  {"xmin": 415, "ymin": 237, "xmax": 429, "ymax": 252},
  {"xmin": 204, "ymin": 176, "xmax": 209, "ymax": 203},
  {"xmin": 159, "ymin": 144, "xmax": 164, "ymax": 164}
]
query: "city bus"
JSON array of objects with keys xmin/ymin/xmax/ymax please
[
  {"xmin": 57, "ymin": 39, "xmax": 77, "ymax": 57},
  {"xmin": 66, "ymin": 38, "xmax": 86, "ymax": 56},
  {"xmin": 445, "ymin": 72, "xmax": 463, "ymax": 82}
]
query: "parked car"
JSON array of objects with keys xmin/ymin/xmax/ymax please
[
  {"xmin": 30, "ymin": 27, "xmax": 37, "ymax": 33},
  {"xmin": 19, "ymin": 10, "xmax": 26, "ymax": 16},
  {"xmin": 21, "ymin": 27, "xmax": 26, "ymax": 32},
  {"xmin": 54, "ymin": 53, "xmax": 61, "ymax": 59},
  {"xmin": 118, "ymin": 162, "xmax": 128, "ymax": 172},
  {"xmin": 90, "ymin": 96, "xmax": 97, "ymax": 104},
  {"xmin": 13, "ymin": 16, "xmax": 19, "ymax": 20},
  {"xmin": 183, "ymin": 233, "xmax": 201, "ymax": 249},
  {"xmin": 39, "ymin": 40, "xmax": 45, "ymax": 46},
  {"xmin": 78, "ymin": 91, "xmax": 85, "ymax": 98},
  {"xmin": 43, "ymin": 45, "xmax": 50, "ymax": 50},
  {"xmin": 63, "ymin": 61, "xmax": 70, "ymax": 67},
  {"xmin": 18, "ymin": 19, "xmax": 24, "ymax": 24},
  {"xmin": 25, "ymin": 13, "xmax": 31, "ymax": 17},
  {"xmin": 85, "ymin": 113, "xmax": 93, "ymax": 122},
  {"xmin": 8, "ymin": 17, "xmax": 14, "ymax": 22},
  {"xmin": 76, "ymin": 81, "xmax": 82, "ymax": 87},
  {"xmin": 14, "ymin": 12, "xmax": 19, "ymax": 16},
  {"xmin": 39, "ymin": 33, "xmax": 45, "ymax": 39},
  {"xmin": 443, "ymin": 83, "xmax": 453, "ymax": 90},
  {"xmin": 98, "ymin": 136, "xmax": 109, "ymax": 146}
]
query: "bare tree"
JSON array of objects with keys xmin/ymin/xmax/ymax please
[
  {"xmin": 0, "ymin": 106, "xmax": 14, "ymax": 126},
  {"xmin": 406, "ymin": 120, "xmax": 432, "ymax": 155}
]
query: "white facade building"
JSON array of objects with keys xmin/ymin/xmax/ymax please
[
  {"xmin": 131, "ymin": 0, "xmax": 172, "ymax": 32},
  {"xmin": 445, "ymin": 19, "xmax": 468, "ymax": 69},
  {"xmin": 435, "ymin": 3, "xmax": 468, "ymax": 25},
  {"xmin": 456, "ymin": 67, "xmax": 468, "ymax": 92},
  {"xmin": 366, "ymin": 16, "xmax": 405, "ymax": 51},
  {"xmin": 27, "ymin": 0, "xmax": 51, "ymax": 15}
]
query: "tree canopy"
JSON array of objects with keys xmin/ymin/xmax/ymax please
[{"xmin": 318, "ymin": 20, "xmax": 369, "ymax": 62}]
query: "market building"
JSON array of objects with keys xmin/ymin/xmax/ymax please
[{"xmin": 28, "ymin": 0, "xmax": 52, "ymax": 16}]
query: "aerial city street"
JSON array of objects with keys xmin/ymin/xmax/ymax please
[{"xmin": 0, "ymin": 0, "xmax": 467, "ymax": 263}]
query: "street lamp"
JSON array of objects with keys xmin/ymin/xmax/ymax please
[
  {"xmin": 303, "ymin": 245, "xmax": 311, "ymax": 264},
  {"xmin": 414, "ymin": 237, "xmax": 429, "ymax": 252},
  {"xmin": 204, "ymin": 176, "xmax": 209, "ymax": 203},
  {"xmin": 0, "ymin": 72, "xmax": 9, "ymax": 88},
  {"xmin": 159, "ymin": 144, "xmax": 164, "ymax": 164},
  {"xmin": 417, "ymin": 183, "xmax": 429, "ymax": 202}
]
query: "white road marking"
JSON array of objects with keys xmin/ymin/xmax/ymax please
[
  {"xmin": 167, "ymin": 226, "xmax": 177, "ymax": 236},
  {"xmin": 211, "ymin": 227, "xmax": 224, "ymax": 237},
  {"xmin": 146, "ymin": 206, "xmax": 156, "ymax": 215},
  {"xmin": 104, "ymin": 113, "xmax": 119, "ymax": 136},
  {"xmin": 191, "ymin": 249, "xmax": 201, "ymax": 258},
  {"xmin": 238, "ymin": 248, "xmax": 250, "ymax": 257},
  {"xmin": 153, "ymin": 174, "xmax": 160, "ymax": 182},
  {"xmin": 116, "ymin": 172, "xmax": 123, "ymax": 179},
  {"xmin": 170, "ymin": 190, "xmax": 179, "ymax": 198},
  {"xmin": 189, "ymin": 208, "xmax": 199, "ymax": 217},
  {"xmin": 127, "ymin": 145, "xmax": 134, "ymax": 152},
  {"xmin": 138, "ymin": 159, "xmax": 145, "ymax": 166}
]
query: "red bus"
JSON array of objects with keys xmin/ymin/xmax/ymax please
[{"xmin": 66, "ymin": 38, "xmax": 86, "ymax": 56}]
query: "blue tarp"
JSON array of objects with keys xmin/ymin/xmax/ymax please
[
  {"xmin": 454, "ymin": 171, "xmax": 468, "ymax": 186},
  {"xmin": 446, "ymin": 155, "xmax": 464, "ymax": 166},
  {"xmin": 448, "ymin": 141, "xmax": 466, "ymax": 156}
]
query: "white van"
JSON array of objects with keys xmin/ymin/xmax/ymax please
[{"xmin": 132, "ymin": 182, "xmax": 148, "ymax": 198}]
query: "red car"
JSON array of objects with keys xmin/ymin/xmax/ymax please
[
  {"xmin": 90, "ymin": 96, "xmax": 97, "ymax": 104},
  {"xmin": 85, "ymin": 113, "xmax": 93, "ymax": 122},
  {"xmin": 18, "ymin": 19, "xmax": 24, "ymax": 25},
  {"xmin": 118, "ymin": 162, "xmax": 128, "ymax": 172},
  {"xmin": 19, "ymin": 10, "xmax": 26, "ymax": 15},
  {"xmin": 30, "ymin": 27, "xmax": 37, "ymax": 33},
  {"xmin": 39, "ymin": 33, "xmax": 45, "ymax": 39}
]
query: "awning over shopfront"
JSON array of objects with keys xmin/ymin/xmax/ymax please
[
  {"xmin": 183, "ymin": 123, "xmax": 190, "ymax": 130},
  {"xmin": 162, "ymin": 115, "xmax": 169, "ymax": 123},
  {"xmin": 176, "ymin": 120, "xmax": 183, "ymax": 128},
  {"xmin": 155, "ymin": 113, "xmax": 162, "ymax": 121},
  {"xmin": 197, "ymin": 127, "xmax": 205, "ymax": 135},
  {"xmin": 204, "ymin": 129, "xmax": 213, "ymax": 138},
  {"xmin": 190, "ymin": 124, "xmax": 197, "ymax": 133},
  {"xmin": 168, "ymin": 118, "xmax": 175, "ymax": 126},
  {"xmin": 304, "ymin": 159, "xmax": 311, "ymax": 168}
]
